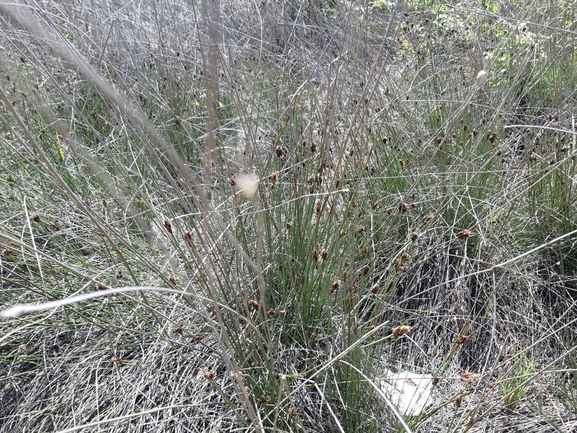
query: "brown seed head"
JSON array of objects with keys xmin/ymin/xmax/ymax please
[
  {"xmin": 395, "ymin": 252, "xmax": 409, "ymax": 271},
  {"xmin": 392, "ymin": 325, "xmax": 411, "ymax": 338},
  {"xmin": 331, "ymin": 280, "xmax": 340, "ymax": 293},
  {"xmin": 230, "ymin": 370, "xmax": 242, "ymax": 380},
  {"xmin": 460, "ymin": 373, "xmax": 477, "ymax": 383},
  {"xmin": 312, "ymin": 250, "xmax": 319, "ymax": 262},
  {"xmin": 422, "ymin": 214, "xmax": 435, "ymax": 223},
  {"xmin": 164, "ymin": 219, "xmax": 172, "ymax": 233},
  {"xmin": 183, "ymin": 231, "xmax": 196, "ymax": 248},
  {"xmin": 458, "ymin": 229, "xmax": 472, "ymax": 239}
]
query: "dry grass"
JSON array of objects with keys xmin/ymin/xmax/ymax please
[{"xmin": 1, "ymin": 0, "xmax": 577, "ymax": 431}]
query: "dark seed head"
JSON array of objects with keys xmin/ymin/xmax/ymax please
[
  {"xmin": 331, "ymin": 280, "xmax": 340, "ymax": 293},
  {"xmin": 457, "ymin": 229, "xmax": 472, "ymax": 239},
  {"xmin": 164, "ymin": 219, "xmax": 173, "ymax": 233}
]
